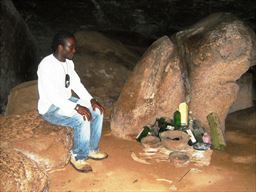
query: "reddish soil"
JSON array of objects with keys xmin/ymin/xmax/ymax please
[{"xmin": 49, "ymin": 120, "xmax": 255, "ymax": 192}]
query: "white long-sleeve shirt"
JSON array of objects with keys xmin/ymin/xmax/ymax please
[{"xmin": 37, "ymin": 54, "xmax": 92, "ymax": 116}]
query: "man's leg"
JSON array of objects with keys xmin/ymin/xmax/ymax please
[
  {"xmin": 89, "ymin": 108, "xmax": 103, "ymax": 152},
  {"xmin": 87, "ymin": 108, "xmax": 108, "ymax": 159},
  {"xmin": 42, "ymin": 103, "xmax": 90, "ymax": 160}
]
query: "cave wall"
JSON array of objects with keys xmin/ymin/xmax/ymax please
[
  {"xmin": 12, "ymin": 0, "xmax": 256, "ymax": 48},
  {"xmin": 0, "ymin": 0, "xmax": 37, "ymax": 113}
]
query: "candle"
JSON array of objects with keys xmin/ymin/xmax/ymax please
[{"xmin": 179, "ymin": 102, "xmax": 188, "ymax": 126}]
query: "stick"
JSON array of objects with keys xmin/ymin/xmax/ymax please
[
  {"xmin": 131, "ymin": 152, "xmax": 151, "ymax": 165},
  {"xmin": 207, "ymin": 112, "xmax": 226, "ymax": 150},
  {"xmin": 178, "ymin": 169, "xmax": 191, "ymax": 182}
]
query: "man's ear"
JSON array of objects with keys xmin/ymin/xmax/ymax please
[{"xmin": 58, "ymin": 44, "xmax": 64, "ymax": 51}]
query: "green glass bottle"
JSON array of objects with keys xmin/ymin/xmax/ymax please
[
  {"xmin": 136, "ymin": 126, "xmax": 151, "ymax": 142},
  {"xmin": 157, "ymin": 117, "xmax": 168, "ymax": 134},
  {"xmin": 173, "ymin": 109, "xmax": 181, "ymax": 129}
]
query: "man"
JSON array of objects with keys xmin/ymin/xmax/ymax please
[{"xmin": 37, "ymin": 31, "xmax": 107, "ymax": 172}]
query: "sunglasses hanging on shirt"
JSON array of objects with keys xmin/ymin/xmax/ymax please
[
  {"xmin": 60, "ymin": 61, "xmax": 70, "ymax": 88},
  {"xmin": 65, "ymin": 74, "xmax": 70, "ymax": 88}
]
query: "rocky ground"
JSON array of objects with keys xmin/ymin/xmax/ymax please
[{"xmin": 48, "ymin": 111, "xmax": 255, "ymax": 192}]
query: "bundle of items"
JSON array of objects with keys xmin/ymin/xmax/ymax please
[
  {"xmin": 133, "ymin": 102, "xmax": 226, "ymax": 167},
  {"xmin": 136, "ymin": 102, "xmax": 211, "ymax": 151}
]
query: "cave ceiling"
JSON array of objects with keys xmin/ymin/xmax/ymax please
[{"xmin": 12, "ymin": 0, "xmax": 256, "ymax": 46}]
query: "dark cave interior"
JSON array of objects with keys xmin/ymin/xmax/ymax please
[{"xmin": 12, "ymin": 0, "xmax": 256, "ymax": 44}]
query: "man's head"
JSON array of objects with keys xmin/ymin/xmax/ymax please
[{"xmin": 51, "ymin": 31, "xmax": 76, "ymax": 60}]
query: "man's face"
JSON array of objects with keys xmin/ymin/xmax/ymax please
[{"xmin": 61, "ymin": 37, "xmax": 76, "ymax": 60}]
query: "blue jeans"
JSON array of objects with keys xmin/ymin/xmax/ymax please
[{"xmin": 42, "ymin": 97, "xmax": 103, "ymax": 160}]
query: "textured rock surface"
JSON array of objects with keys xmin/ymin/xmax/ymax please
[
  {"xmin": 75, "ymin": 31, "xmax": 139, "ymax": 70},
  {"xmin": 0, "ymin": 0, "xmax": 37, "ymax": 113},
  {"xmin": 111, "ymin": 36, "xmax": 185, "ymax": 139},
  {"xmin": 160, "ymin": 130, "xmax": 190, "ymax": 151},
  {"xmin": 0, "ymin": 147, "xmax": 48, "ymax": 192},
  {"xmin": 5, "ymin": 80, "xmax": 38, "ymax": 115},
  {"xmin": 176, "ymin": 13, "xmax": 256, "ymax": 132},
  {"xmin": 0, "ymin": 111, "xmax": 73, "ymax": 170}
]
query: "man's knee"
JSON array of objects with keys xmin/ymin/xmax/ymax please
[
  {"xmin": 90, "ymin": 108, "xmax": 102, "ymax": 118},
  {"xmin": 94, "ymin": 111, "xmax": 103, "ymax": 121},
  {"xmin": 70, "ymin": 114, "xmax": 88, "ymax": 127}
]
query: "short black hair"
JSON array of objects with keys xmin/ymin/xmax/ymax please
[{"xmin": 51, "ymin": 31, "xmax": 75, "ymax": 52}]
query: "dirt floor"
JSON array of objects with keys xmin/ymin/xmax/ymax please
[{"xmin": 48, "ymin": 118, "xmax": 256, "ymax": 192}]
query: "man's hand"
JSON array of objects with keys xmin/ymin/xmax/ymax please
[
  {"xmin": 75, "ymin": 104, "xmax": 92, "ymax": 121},
  {"xmin": 91, "ymin": 98, "xmax": 104, "ymax": 114}
]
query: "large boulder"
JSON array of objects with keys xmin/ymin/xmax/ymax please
[
  {"xmin": 0, "ymin": 111, "xmax": 73, "ymax": 191},
  {"xmin": 0, "ymin": 0, "xmax": 37, "ymax": 113},
  {"xmin": 75, "ymin": 31, "xmax": 139, "ymax": 70},
  {"xmin": 175, "ymin": 13, "xmax": 256, "ymax": 131},
  {"xmin": 0, "ymin": 147, "xmax": 48, "ymax": 192},
  {"xmin": 5, "ymin": 80, "xmax": 38, "ymax": 115},
  {"xmin": 0, "ymin": 111, "xmax": 73, "ymax": 171},
  {"xmin": 74, "ymin": 31, "xmax": 139, "ymax": 118},
  {"xmin": 111, "ymin": 36, "xmax": 185, "ymax": 139},
  {"xmin": 111, "ymin": 13, "xmax": 256, "ymax": 139}
]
